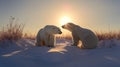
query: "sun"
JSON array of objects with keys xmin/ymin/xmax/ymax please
[{"xmin": 60, "ymin": 16, "xmax": 72, "ymax": 26}]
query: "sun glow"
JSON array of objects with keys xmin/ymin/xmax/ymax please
[{"xmin": 60, "ymin": 16, "xmax": 72, "ymax": 26}]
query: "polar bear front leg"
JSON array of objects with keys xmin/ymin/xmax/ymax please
[
  {"xmin": 36, "ymin": 38, "xmax": 45, "ymax": 46},
  {"xmin": 72, "ymin": 36, "xmax": 79, "ymax": 46},
  {"xmin": 47, "ymin": 35, "xmax": 54, "ymax": 47},
  {"xmin": 73, "ymin": 39, "xmax": 79, "ymax": 46},
  {"xmin": 44, "ymin": 36, "xmax": 49, "ymax": 46},
  {"xmin": 72, "ymin": 33, "xmax": 79, "ymax": 46}
]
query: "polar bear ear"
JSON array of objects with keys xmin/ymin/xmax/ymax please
[
  {"xmin": 67, "ymin": 23, "xmax": 79, "ymax": 28},
  {"xmin": 67, "ymin": 23, "xmax": 75, "ymax": 26},
  {"xmin": 67, "ymin": 23, "xmax": 74, "ymax": 28}
]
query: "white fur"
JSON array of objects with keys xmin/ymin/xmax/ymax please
[
  {"xmin": 62, "ymin": 23, "xmax": 99, "ymax": 49},
  {"xmin": 35, "ymin": 25, "xmax": 62, "ymax": 47}
]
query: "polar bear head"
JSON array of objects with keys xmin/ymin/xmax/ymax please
[
  {"xmin": 62, "ymin": 22, "xmax": 78, "ymax": 32},
  {"xmin": 44, "ymin": 25, "xmax": 62, "ymax": 35}
]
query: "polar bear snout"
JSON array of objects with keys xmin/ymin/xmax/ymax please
[
  {"xmin": 54, "ymin": 28, "xmax": 62, "ymax": 34},
  {"xmin": 57, "ymin": 29, "xmax": 62, "ymax": 34},
  {"xmin": 59, "ymin": 31, "xmax": 62, "ymax": 34}
]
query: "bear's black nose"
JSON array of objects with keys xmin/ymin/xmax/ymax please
[
  {"xmin": 62, "ymin": 25, "xmax": 64, "ymax": 28},
  {"xmin": 59, "ymin": 31, "xmax": 62, "ymax": 34}
]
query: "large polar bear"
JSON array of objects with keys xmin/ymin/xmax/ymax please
[
  {"xmin": 35, "ymin": 25, "xmax": 62, "ymax": 47},
  {"xmin": 62, "ymin": 23, "xmax": 98, "ymax": 49}
]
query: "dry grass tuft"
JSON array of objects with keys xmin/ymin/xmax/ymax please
[
  {"xmin": 56, "ymin": 31, "xmax": 120, "ymax": 41},
  {"xmin": 23, "ymin": 33, "xmax": 35, "ymax": 40},
  {"xmin": 0, "ymin": 17, "xmax": 24, "ymax": 41},
  {"xmin": 95, "ymin": 31, "xmax": 120, "ymax": 41}
]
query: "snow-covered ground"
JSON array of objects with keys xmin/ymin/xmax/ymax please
[{"xmin": 0, "ymin": 39, "xmax": 120, "ymax": 67}]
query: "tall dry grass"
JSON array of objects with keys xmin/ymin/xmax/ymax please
[
  {"xmin": 23, "ymin": 33, "xmax": 36, "ymax": 40},
  {"xmin": 56, "ymin": 31, "xmax": 120, "ymax": 41},
  {"xmin": 96, "ymin": 31, "xmax": 120, "ymax": 41},
  {"xmin": 0, "ymin": 17, "xmax": 24, "ymax": 41},
  {"xmin": 0, "ymin": 17, "xmax": 119, "ymax": 41},
  {"xmin": 25, "ymin": 31, "xmax": 120, "ymax": 41}
]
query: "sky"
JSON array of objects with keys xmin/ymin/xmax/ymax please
[{"xmin": 0, "ymin": 0, "xmax": 120, "ymax": 35}]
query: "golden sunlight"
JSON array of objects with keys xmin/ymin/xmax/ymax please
[{"xmin": 60, "ymin": 16, "xmax": 72, "ymax": 26}]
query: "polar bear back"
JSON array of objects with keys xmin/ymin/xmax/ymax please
[{"xmin": 79, "ymin": 28, "xmax": 98, "ymax": 48}]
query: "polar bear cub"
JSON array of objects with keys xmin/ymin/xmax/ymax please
[
  {"xmin": 62, "ymin": 23, "xmax": 98, "ymax": 49},
  {"xmin": 35, "ymin": 25, "xmax": 62, "ymax": 47}
]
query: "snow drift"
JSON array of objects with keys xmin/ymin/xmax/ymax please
[{"xmin": 0, "ymin": 39, "xmax": 120, "ymax": 67}]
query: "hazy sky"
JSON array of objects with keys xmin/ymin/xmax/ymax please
[{"xmin": 0, "ymin": 0, "xmax": 120, "ymax": 34}]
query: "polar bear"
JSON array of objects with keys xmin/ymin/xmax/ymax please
[
  {"xmin": 62, "ymin": 23, "xmax": 98, "ymax": 49},
  {"xmin": 35, "ymin": 25, "xmax": 62, "ymax": 47}
]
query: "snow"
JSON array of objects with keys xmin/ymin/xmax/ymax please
[{"xmin": 0, "ymin": 39, "xmax": 120, "ymax": 67}]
